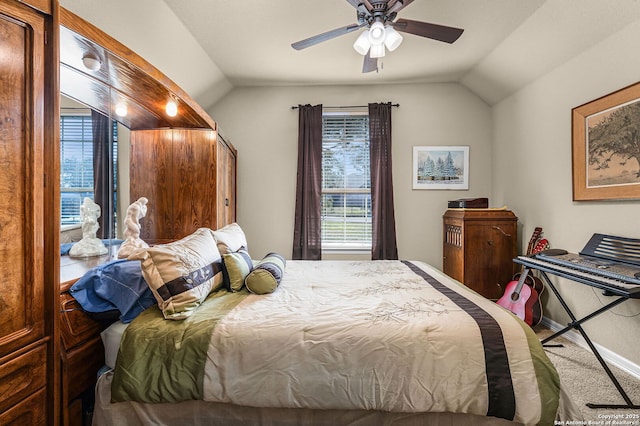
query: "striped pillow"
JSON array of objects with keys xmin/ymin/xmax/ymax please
[
  {"xmin": 222, "ymin": 247, "xmax": 253, "ymax": 292},
  {"xmin": 128, "ymin": 228, "xmax": 223, "ymax": 320},
  {"xmin": 245, "ymin": 252, "xmax": 286, "ymax": 295}
]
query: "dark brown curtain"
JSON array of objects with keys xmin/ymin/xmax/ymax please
[
  {"xmin": 369, "ymin": 102, "xmax": 398, "ymax": 260},
  {"xmin": 292, "ymin": 104, "xmax": 323, "ymax": 260},
  {"xmin": 92, "ymin": 110, "xmax": 113, "ymax": 239}
]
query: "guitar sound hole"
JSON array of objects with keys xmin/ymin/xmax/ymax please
[{"xmin": 510, "ymin": 293, "xmax": 519, "ymax": 302}]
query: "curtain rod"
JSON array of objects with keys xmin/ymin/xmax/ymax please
[{"xmin": 290, "ymin": 103, "xmax": 399, "ymax": 110}]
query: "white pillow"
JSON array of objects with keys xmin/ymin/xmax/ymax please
[{"xmin": 212, "ymin": 223, "xmax": 248, "ymax": 254}]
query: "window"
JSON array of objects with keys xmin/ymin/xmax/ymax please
[
  {"xmin": 60, "ymin": 113, "xmax": 118, "ymax": 225},
  {"xmin": 321, "ymin": 112, "xmax": 371, "ymax": 250}
]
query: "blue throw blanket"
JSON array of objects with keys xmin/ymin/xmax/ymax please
[{"xmin": 70, "ymin": 259, "xmax": 155, "ymax": 323}]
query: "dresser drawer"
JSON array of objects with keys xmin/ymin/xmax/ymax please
[
  {"xmin": 0, "ymin": 387, "xmax": 46, "ymax": 426},
  {"xmin": 0, "ymin": 344, "xmax": 47, "ymax": 414},
  {"xmin": 60, "ymin": 292, "xmax": 104, "ymax": 350},
  {"xmin": 63, "ymin": 335, "xmax": 105, "ymax": 402}
]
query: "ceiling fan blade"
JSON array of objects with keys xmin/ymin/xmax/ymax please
[
  {"xmin": 392, "ymin": 18, "xmax": 464, "ymax": 44},
  {"xmin": 362, "ymin": 52, "xmax": 378, "ymax": 73},
  {"xmin": 291, "ymin": 22, "xmax": 366, "ymax": 50},
  {"xmin": 361, "ymin": 0, "xmax": 374, "ymax": 12}
]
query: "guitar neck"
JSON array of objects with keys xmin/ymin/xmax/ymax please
[
  {"xmin": 514, "ymin": 268, "xmax": 530, "ymax": 293},
  {"xmin": 520, "ymin": 228, "xmax": 543, "ymax": 273},
  {"xmin": 526, "ymin": 227, "xmax": 543, "ymax": 256}
]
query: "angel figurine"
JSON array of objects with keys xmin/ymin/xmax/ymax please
[
  {"xmin": 69, "ymin": 197, "xmax": 108, "ymax": 257},
  {"xmin": 117, "ymin": 197, "xmax": 150, "ymax": 258}
]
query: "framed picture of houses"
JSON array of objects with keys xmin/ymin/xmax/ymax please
[
  {"xmin": 572, "ymin": 81, "xmax": 640, "ymax": 201},
  {"xmin": 412, "ymin": 146, "xmax": 469, "ymax": 190}
]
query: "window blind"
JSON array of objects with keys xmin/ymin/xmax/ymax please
[
  {"xmin": 321, "ymin": 114, "xmax": 371, "ymax": 249},
  {"xmin": 60, "ymin": 115, "xmax": 94, "ymax": 224},
  {"xmin": 60, "ymin": 114, "xmax": 118, "ymax": 224}
]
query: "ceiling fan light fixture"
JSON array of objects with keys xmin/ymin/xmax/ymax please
[
  {"xmin": 370, "ymin": 43, "xmax": 385, "ymax": 59},
  {"xmin": 384, "ymin": 26, "xmax": 403, "ymax": 51},
  {"xmin": 368, "ymin": 21, "xmax": 386, "ymax": 45},
  {"xmin": 290, "ymin": 1, "xmax": 464, "ymax": 74},
  {"xmin": 353, "ymin": 30, "xmax": 371, "ymax": 55}
]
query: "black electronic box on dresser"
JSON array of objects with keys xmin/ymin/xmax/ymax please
[{"xmin": 443, "ymin": 209, "xmax": 518, "ymax": 300}]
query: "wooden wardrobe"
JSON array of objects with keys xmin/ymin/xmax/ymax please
[
  {"xmin": 216, "ymin": 134, "xmax": 237, "ymax": 228},
  {"xmin": 129, "ymin": 129, "xmax": 237, "ymax": 244},
  {"xmin": 0, "ymin": 0, "xmax": 59, "ymax": 424}
]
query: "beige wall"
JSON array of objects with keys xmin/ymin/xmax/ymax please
[
  {"xmin": 493, "ymin": 20, "xmax": 640, "ymax": 365},
  {"xmin": 211, "ymin": 18, "xmax": 640, "ymax": 369},
  {"xmin": 210, "ymin": 83, "xmax": 493, "ymax": 264}
]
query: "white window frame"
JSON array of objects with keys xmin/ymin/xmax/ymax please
[{"xmin": 321, "ymin": 110, "xmax": 372, "ymax": 252}]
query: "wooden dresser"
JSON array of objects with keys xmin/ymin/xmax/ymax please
[
  {"xmin": 443, "ymin": 209, "xmax": 518, "ymax": 300},
  {"xmin": 59, "ymin": 249, "xmax": 119, "ymax": 426}
]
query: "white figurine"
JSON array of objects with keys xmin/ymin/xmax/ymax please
[
  {"xmin": 117, "ymin": 197, "xmax": 150, "ymax": 258},
  {"xmin": 69, "ymin": 197, "xmax": 108, "ymax": 258}
]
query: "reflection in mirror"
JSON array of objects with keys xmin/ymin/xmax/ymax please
[
  {"xmin": 58, "ymin": 8, "xmax": 218, "ymax": 262},
  {"xmin": 60, "ymin": 95, "xmax": 131, "ymax": 252}
]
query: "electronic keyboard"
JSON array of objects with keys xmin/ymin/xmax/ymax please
[
  {"xmin": 532, "ymin": 233, "xmax": 640, "ymax": 286},
  {"xmin": 514, "ymin": 234, "xmax": 640, "ymax": 297}
]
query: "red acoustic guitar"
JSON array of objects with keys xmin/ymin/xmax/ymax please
[{"xmin": 497, "ymin": 228, "xmax": 547, "ymax": 326}]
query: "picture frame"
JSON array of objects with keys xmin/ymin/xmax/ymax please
[
  {"xmin": 412, "ymin": 146, "xmax": 469, "ymax": 190},
  {"xmin": 572, "ymin": 81, "xmax": 640, "ymax": 201}
]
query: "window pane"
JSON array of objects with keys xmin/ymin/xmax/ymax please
[
  {"xmin": 61, "ymin": 191, "xmax": 94, "ymax": 225},
  {"xmin": 321, "ymin": 113, "xmax": 371, "ymax": 249},
  {"xmin": 321, "ymin": 193, "xmax": 371, "ymax": 245},
  {"xmin": 60, "ymin": 115, "xmax": 119, "ymax": 225},
  {"xmin": 60, "ymin": 116, "xmax": 94, "ymax": 190}
]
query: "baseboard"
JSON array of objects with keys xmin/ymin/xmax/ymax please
[{"xmin": 540, "ymin": 317, "xmax": 640, "ymax": 380}]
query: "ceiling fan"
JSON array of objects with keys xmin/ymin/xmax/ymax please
[{"xmin": 291, "ymin": 0, "xmax": 464, "ymax": 73}]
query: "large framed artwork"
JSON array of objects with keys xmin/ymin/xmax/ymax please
[
  {"xmin": 572, "ymin": 81, "xmax": 640, "ymax": 201},
  {"xmin": 412, "ymin": 146, "xmax": 469, "ymax": 190}
]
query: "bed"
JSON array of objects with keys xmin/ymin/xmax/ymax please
[{"xmin": 72, "ymin": 225, "xmax": 581, "ymax": 426}]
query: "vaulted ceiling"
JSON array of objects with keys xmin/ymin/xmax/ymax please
[{"xmin": 61, "ymin": 0, "xmax": 640, "ymax": 107}]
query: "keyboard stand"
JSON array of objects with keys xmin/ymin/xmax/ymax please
[{"xmin": 514, "ymin": 257, "xmax": 640, "ymax": 409}]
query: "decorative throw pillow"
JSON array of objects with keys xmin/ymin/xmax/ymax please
[
  {"xmin": 128, "ymin": 228, "xmax": 224, "ymax": 320},
  {"xmin": 245, "ymin": 252, "xmax": 286, "ymax": 295},
  {"xmin": 212, "ymin": 223, "xmax": 248, "ymax": 255},
  {"xmin": 222, "ymin": 246, "xmax": 253, "ymax": 292}
]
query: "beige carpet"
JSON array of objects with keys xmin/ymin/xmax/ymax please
[{"xmin": 534, "ymin": 325, "xmax": 640, "ymax": 423}]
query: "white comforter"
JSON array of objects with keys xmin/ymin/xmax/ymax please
[{"xmin": 112, "ymin": 260, "xmax": 561, "ymax": 425}]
